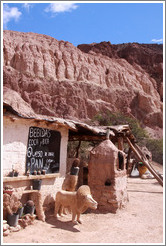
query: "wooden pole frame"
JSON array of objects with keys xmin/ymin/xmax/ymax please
[
  {"xmin": 126, "ymin": 137, "xmax": 163, "ymax": 187},
  {"xmin": 126, "ymin": 147, "xmax": 132, "ymax": 171}
]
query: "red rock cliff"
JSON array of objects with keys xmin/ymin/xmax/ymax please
[
  {"xmin": 78, "ymin": 41, "xmax": 163, "ymax": 101},
  {"xmin": 3, "ymin": 31, "xmax": 163, "ymax": 138}
]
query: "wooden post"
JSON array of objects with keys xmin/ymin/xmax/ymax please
[
  {"xmin": 118, "ymin": 137, "xmax": 124, "ymax": 151},
  {"xmin": 106, "ymin": 129, "xmax": 110, "ymax": 140},
  {"xmin": 126, "ymin": 147, "xmax": 132, "ymax": 171},
  {"xmin": 126, "ymin": 137, "xmax": 163, "ymax": 187},
  {"xmin": 75, "ymin": 141, "xmax": 81, "ymax": 158}
]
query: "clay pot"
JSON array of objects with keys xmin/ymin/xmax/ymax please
[
  {"xmin": 17, "ymin": 207, "xmax": 24, "ymax": 218},
  {"xmin": 32, "ymin": 179, "xmax": 42, "ymax": 190},
  {"xmin": 7, "ymin": 213, "xmax": 19, "ymax": 227},
  {"xmin": 9, "ymin": 171, "xmax": 15, "ymax": 177},
  {"xmin": 24, "ymin": 205, "xmax": 35, "ymax": 215},
  {"xmin": 14, "ymin": 171, "xmax": 19, "ymax": 177},
  {"xmin": 42, "ymin": 170, "xmax": 46, "ymax": 175},
  {"xmin": 26, "ymin": 171, "xmax": 30, "ymax": 176}
]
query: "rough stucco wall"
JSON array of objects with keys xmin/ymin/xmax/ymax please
[
  {"xmin": 3, "ymin": 177, "xmax": 64, "ymax": 210},
  {"xmin": 3, "ymin": 118, "xmax": 29, "ymax": 176},
  {"xmin": 3, "ymin": 116, "xmax": 68, "ymax": 207},
  {"xmin": 88, "ymin": 139, "xmax": 128, "ymax": 213}
]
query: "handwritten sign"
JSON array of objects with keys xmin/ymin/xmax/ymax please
[{"xmin": 26, "ymin": 126, "xmax": 61, "ymax": 174}]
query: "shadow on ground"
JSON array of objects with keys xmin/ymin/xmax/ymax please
[
  {"xmin": 127, "ymin": 189, "xmax": 163, "ymax": 194},
  {"xmin": 45, "ymin": 211, "xmax": 80, "ymax": 233}
]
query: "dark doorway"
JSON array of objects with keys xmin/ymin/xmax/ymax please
[
  {"xmin": 83, "ymin": 166, "xmax": 88, "ymax": 185},
  {"xmin": 118, "ymin": 151, "xmax": 124, "ymax": 170}
]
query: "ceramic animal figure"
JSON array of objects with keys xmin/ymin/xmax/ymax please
[{"xmin": 54, "ymin": 185, "xmax": 97, "ymax": 224}]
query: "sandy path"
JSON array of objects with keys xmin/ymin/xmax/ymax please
[{"xmin": 3, "ymin": 164, "xmax": 164, "ymax": 244}]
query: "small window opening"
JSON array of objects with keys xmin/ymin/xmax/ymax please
[
  {"xmin": 105, "ymin": 179, "xmax": 111, "ymax": 186},
  {"xmin": 118, "ymin": 151, "xmax": 124, "ymax": 170}
]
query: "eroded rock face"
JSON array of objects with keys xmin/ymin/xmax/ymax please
[
  {"xmin": 3, "ymin": 31, "xmax": 163, "ymax": 137},
  {"xmin": 78, "ymin": 41, "xmax": 163, "ymax": 102}
]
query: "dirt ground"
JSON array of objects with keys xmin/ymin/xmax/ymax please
[{"xmin": 3, "ymin": 162, "xmax": 164, "ymax": 244}]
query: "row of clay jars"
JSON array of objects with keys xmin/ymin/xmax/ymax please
[{"xmin": 27, "ymin": 170, "xmax": 46, "ymax": 176}]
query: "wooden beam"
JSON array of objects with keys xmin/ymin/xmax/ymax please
[
  {"xmin": 3, "ymin": 173, "xmax": 60, "ymax": 182},
  {"xmin": 69, "ymin": 135, "xmax": 107, "ymax": 141},
  {"xmin": 134, "ymin": 143, "xmax": 162, "ymax": 178},
  {"xmin": 126, "ymin": 137, "xmax": 163, "ymax": 187},
  {"xmin": 126, "ymin": 147, "xmax": 132, "ymax": 171}
]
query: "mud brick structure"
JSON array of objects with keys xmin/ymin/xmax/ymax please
[{"xmin": 88, "ymin": 139, "xmax": 128, "ymax": 213}]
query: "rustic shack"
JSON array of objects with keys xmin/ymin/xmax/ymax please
[
  {"xmin": 68, "ymin": 122, "xmax": 163, "ymax": 211},
  {"xmin": 3, "ymin": 100, "xmax": 163, "ymax": 221},
  {"xmin": 3, "ymin": 102, "xmax": 76, "ymax": 216},
  {"xmin": 68, "ymin": 125, "xmax": 130, "ymax": 212}
]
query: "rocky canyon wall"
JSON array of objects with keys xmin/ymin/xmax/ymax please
[{"xmin": 3, "ymin": 31, "xmax": 163, "ymax": 138}]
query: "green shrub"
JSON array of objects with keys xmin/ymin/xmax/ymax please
[
  {"xmin": 92, "ymin": 111, "xmax": 163, "ymax": 164},
  {"xmin": 67, "ymin": 141, "xmax": 79, "ymax": 158},
  {"xmin": 67, "ymin": 141, "xmax": 95, "ymax": 161},
  {"xmin": 92, "ymin": 111, "xmax": 148, "ymax": 143},
  {"xmin": 145, "ymin": 138, "xmax": 163, "ymax": 164},
  {"xmin": 68, "ymin": 111, "xmax": 163, "ymax": 165}
]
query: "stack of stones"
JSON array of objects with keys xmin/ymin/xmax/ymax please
[{"xmin": 3, "ymin": 220, "xmax": 21, "ymax": 237}]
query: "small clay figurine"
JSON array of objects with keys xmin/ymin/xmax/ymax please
[
  {"xmin": 37, "ymin": 170, "xmax": 41, "ymax": 175},
  {"xmin": 33, "ymin": 170, "xmax": 37, "ymax": 175},
  {"xmin": 62, "ymin": 158, "xmax": 80, "ymax": 192},
  {"xmin": 27, "ymin": 170, "xmax": 30, "ymax": 176}
]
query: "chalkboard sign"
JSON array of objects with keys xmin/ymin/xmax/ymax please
[{"xmin": 26, "ymin": 126, "xmax": 61, "ymax": 174}]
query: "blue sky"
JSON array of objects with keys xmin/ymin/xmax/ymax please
[{"xmin": 2, "ymin": 1, "xmax": 164, "ymax": 46}]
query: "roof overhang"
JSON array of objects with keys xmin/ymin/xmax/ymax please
[{"xmin": 3, "ymin": 103, "xmax": 133, "ymax": 142}]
